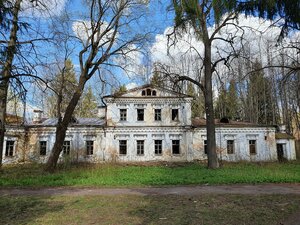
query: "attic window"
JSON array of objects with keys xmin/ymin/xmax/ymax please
[
  {"xmin": 152, "ymin": 90, "xmax": 157, "ymax": 96},
  {"xmin": 142, "ymin": 90, "xmax": 146, "ymax": 96},
  {"xmin": 147, "ymin": 89, "xmax": 151, "ymax": 96},
  {"xmin": 220, "ymin": 117, "xmax": 229, "ymax": 123}
]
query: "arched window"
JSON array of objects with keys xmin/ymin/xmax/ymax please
[
  {"xmin": 146, "ymin": 89, "xmax": 151, "ymax": 96},
  {"xmin": 152, "ymin": 90, "xmax": 157, "ymax": 96},
  {"xmin": 142, "ymin": 90, "xmax": 146, "ymax": 96}
]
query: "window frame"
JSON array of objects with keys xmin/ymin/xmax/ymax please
[
  {"xmin": 137, "ymin": 108, "xmax": 144, "ymax": 121},
  {"xmin": 136, "ymin": 140, "xmax": 144, "ymax": 156},
  {"xmin": 63, "ymin": 141, "xmax": 71, "ymax": 155},
  {"xmin": 119, "ymin": 140, "xmax": 127, "ymax": 155},
  {"xmin": 172, "ymin": 140, "xmax": 180, "ymax": 155},
  {"xmin": 154, "ymin": 109, "xmax": 161, "ymax": 121},
  {"xmin": 171, "ymin": 109, "xmax": 179, "ymax": 121},
  {"xmin": 227, "ymin": 140, "xmax": 234, "ymax": 154},
  {"xmin": 249, "ymin": 140, "xmax": 256, "ymax": 155},
  {"xmin": 86, "ymin": 140, "xmax": 94, "ymax": 155},
  {"xmin": 39, "ymin": 141, "xmax": 47, "ymax": 156},
  {"xmin": 120, "ymin": 108, "xmax": 127, "ymax": 121},
  {"xmin": 5, "ymin": 140, "xmax": 15, "ymax": 157},
  {"xmin": 154, "ymin": 140, "xmax": 162, "ymax": 155}
]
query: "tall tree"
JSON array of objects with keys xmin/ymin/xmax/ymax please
[
  {"xmin": 45, "ymin": 0, "xmax": 149, "ymax": 172},
  {"xmin": 76, "ymin": 86, "xmax": 98, "ymax": 118}
]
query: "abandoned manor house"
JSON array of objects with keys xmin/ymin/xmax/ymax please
[{"xmin": 2, "ymin": 84, "xmax": 296, "ymax": 164}]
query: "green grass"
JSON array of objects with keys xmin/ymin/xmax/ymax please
[
  {"xmin": 0, "ymin": 161, "xmax": 299, "ymax": 187},
  {"xmin": 0, "ymin": 194, "xmax": 299, "ymax": 225}
]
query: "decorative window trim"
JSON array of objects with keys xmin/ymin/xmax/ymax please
[
  {"xmin": 114, "ymin": 134, "xmax": 130, "ymax": 140},
  {"xmin": 169, "ymin": 134, "xmax": 182, "ymax": 140},
  {"xmin": 133, "ymin": 134, "xmax": 147, "ymax": 139}
]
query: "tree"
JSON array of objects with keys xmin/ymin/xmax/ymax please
[
  {"xmin": 76, "ymin": 86, "xmax": 98, "ymax": 118},
  {"xmin": 45, "ymin": 0, "xmax": 149, "ymax": 172},
  {"xmin": 171, "ymin": 0, "xmax": 242, "ymax": 169},
  {"xmin": 187, "ymin": 83, "xmax": 204, "ymax": 118}
]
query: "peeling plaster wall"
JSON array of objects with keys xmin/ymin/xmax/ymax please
[{"xmin": 192, "ymin": 127, "xmax": 277, "ymax": 162}]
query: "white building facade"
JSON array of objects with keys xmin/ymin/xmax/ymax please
[{"xmin": 2, "ymin": 84, "xmax": 296, "ymax": 164}]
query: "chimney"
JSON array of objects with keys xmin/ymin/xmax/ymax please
[
  {"xmin": 98, "ymin": 106, "xmax": 106, "ymax": 119},
  {"xmin": 33, "ymin": 109, "xmax": 43, "ymax": 123}
]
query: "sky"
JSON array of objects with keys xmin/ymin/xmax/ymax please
[{"xmin": 7, "ymin": 0, "xmax": 300, "ymax": 114}]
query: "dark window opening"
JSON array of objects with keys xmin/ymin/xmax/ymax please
[
  {"xmin": 120, "ymin": 109, "xmax": 127, "ymax": 121},
  {"xmin": 142, "ymin": 90, "xmax": 146, "ymax": 96},
  {"xmin": 227, "ymin": 140, "xmax": 234, "ymax": 154},
  {"xmin": 172, "ymin": 109, "xmax": 179, "ymax": 121},
  {"xmin": 137, "ymin": 109, "xmax": 144, "ymax": 121},
  {"xmin": 204, "ymin": 140, "xmax": 207, "ymax": 154},
  {"xmin": 40, "ymin": 141, "xmax": 47, "ymax": 156},
  {"xmin": 86, "ymin": 141, "xmax": 94, "ymax": 155},
  {"xmin": 5, "ymin": 141, "xmax": 14, "ymax": 157},
  {"xmin": 249, "ymin": 140, "xmax": 256, "ymax": 155},
  {"xmin": 137, "ymin": 140, "xmax": 144, "ymax": 155},
  {"xmin": 152, "ymin": 90, "xmax": 157, "ymax": 96},
  {"xmin": 119, "ymin": 140, "xmax": 127, "ymax": 155},
  {"xmin": 220, "ymin": 117, "xmax": 229, "ymax": 123},
  {"xmin": 172, "ymin": 140, "xmax": 180, "ymax": 154},
  {"xmin": 154, "ymin": 140, "xmax": 162, "ymax": 155},
  {"xmin": 154, "ymin": 109, "xmax": 161, "ymax": 121},
  {"xmin": 63, "ymin": 141, "xmax": 71, "ymax": 155},
  {"xmin": 146, "ymin": 88, "xmax": 151, "ymax": 96}
]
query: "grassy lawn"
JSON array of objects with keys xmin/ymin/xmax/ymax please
[
  {"xmin": 0, "ymin": 161, "xmax": 299, "ymax": 187},
  {"xmin": 0, "ymin": 194, "xmax": 299, "ymax": 225}
]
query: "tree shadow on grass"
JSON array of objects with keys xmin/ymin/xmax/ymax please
[{"xmin": 0, "ymin": 195, "xmax": 65, "ymax": 225}]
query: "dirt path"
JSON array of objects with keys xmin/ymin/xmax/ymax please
[{"xmin": 0, "ymin": 183, "xmax": 300, "ymax": 196}]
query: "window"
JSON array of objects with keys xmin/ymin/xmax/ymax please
[
  {"xmin": 227, "ymin": 140, "xmax": 234, "ymax": 154},
  {"xmin": 154, "ymin": 109, "xmax": 161, "ymax": 121},
  {"xmin": 146, "ymin": 88, "xmax": 151, "ymax": 96},
  {"xmin": 119, "ymin": 140, "xmax": 127, "ymax": 155},
  {"xmin": 249, "ymin": 140, "xmax": 256, "ymax": 155},
  {"xmin": 86, "ymin": 141, "xmax": 94, "ymax": 155},
  {"xmin": 172, "ymin": 109, "xmax": 179, "ymax": 121},
  {"xmin": 142, "ymin": 90, "xmax": 146, "ymax": 96},
  {"xmin": 152, "ymin": 90, "xmax": 157, "ymax": 96},
  {"xmin": 63, "ymin": 141, "xmax": 71, "ymax": 155},
  {"xmin": 172, "ymin": 140, "xmax": 180, "ymax": 154},
  {"xmin": 5, "ymin": 141, "xmax": 14, "ymax": 157},
  {"xmin": 120, "ymin": 109, "xmax": 127, "ymax": 121},
  {"xmin": 154, "ymin": 140, "xmax": 162, "ymax": 155},
  {"xmin": 40, "ymin": 141, "xmax": 47, "ymax": 156},
  {"xmin": 137, "ymin": 140, "xmax": 144, "ymax": 155},
  {"xmin": 137, "ymin": 109, "xmax": 144, "ymax": 121},
  {"xmin": 204, "ymin": 140, "xmax": 207, "ymax": 154}
]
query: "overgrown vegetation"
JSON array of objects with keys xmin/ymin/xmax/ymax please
[
  {"xmin": 0, "ymin": 194, "xmax": 299, "ymax": 225},
  {"xmin": 0, "ymin": 162, "xmax": 299, "ymax": 187}
]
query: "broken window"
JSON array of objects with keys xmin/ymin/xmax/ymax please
[
  {"xmin": 119, "ymin": 140, "xmax": 127, "ymax": 155},
  {"xmin": 5, "ymin": 141, "xmax": 14, "ymax": 157},
  {"xmin": 154, "ymin": 140, "xmax": 162, "ymax": 155},
  {"xmin": 137, "ymin": 140, "xmax": 144, "ymax": 155},
  {"xmin": 142, "ymin": 90, "xmax": 146, "ymax": 96},
  {"xmin": 146, "ymin": 88, "xmax": 151, "ymax": 96},
  {"xmin": 86, "ymin": 140, "xmax": 94, "ymax": 155},
  {"xmin": 63, "ymin": 141, "xmax": 71, "ymax": 155},
  {"xmin": 40, "ymin": 141, "xmax": 47, "ymax": 156},
  {"xmin": 227, "ymin": 140, "xmax": 234, "ymax": 154},
  {"xmin": 172, "ymin": 109, "xmax": 179, "ymax": 121},
  {"xmin": 172, "ymin": 140, "xmax": 180, "ymax": 154},
  {"xmin": 152, "ymin": 90, "xmax": 157, "ymax": 96},
  {"xmin": 137, "ymin": 109, "xmax": 144, "ymax": 121},
  {"xmin": 154, "ymin": 109, "xmax": 161, "ymax": 121},
  {"xmin": 249, "ymin": 140, "xmax": 256, "ymax": 155},
  {"xmin": 204, "ymin": 140, "xmax": 207, "ymax": 154},
  {"xmin": 120, "ymin": 109, "xmax": 127, "ymax": 121}
]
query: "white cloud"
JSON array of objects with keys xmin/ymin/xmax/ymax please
[
  {"xmin": 126, "ymin": 82, "xmax": 138, "ymax": 90},
  {"xmin": 21, "ymin": 0, "xmax": 67, "ymax": 17}
]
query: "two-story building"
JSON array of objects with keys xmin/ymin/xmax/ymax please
[{"xmin": 1, "ymin": 84, "xmax": 297, "ymax": 164}]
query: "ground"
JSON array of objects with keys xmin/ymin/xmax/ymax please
[{"xmin": 1, "ymin": 184, "xmax": 300, "ymax": 225}]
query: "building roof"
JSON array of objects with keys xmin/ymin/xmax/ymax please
[
  {"xmin": 275, "ymin": 133, "xmax": 295, "ymax": 139},
  {"xmin": 192, "ymin": 118, "xmax": 275, "ymax": 128},
  {"xmin": 27, "ymin": 118, "xmax": 105, "ymax": 127}
]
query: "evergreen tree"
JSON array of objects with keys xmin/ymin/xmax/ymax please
[
  {"xmin": 226, "ymin": 80, "xmax": 239, "ymax": 120},
  {"xmin": 76, "ymin": 86, "xmax": 98, "ymax": 118},
  {"xmin": 186, "ymin": 83, "xmax": 204, "ymax": 118}
]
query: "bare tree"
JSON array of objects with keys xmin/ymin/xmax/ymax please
[{"xmin": 45, "ymin": 0, "xmax": 149, "ymax": 172}]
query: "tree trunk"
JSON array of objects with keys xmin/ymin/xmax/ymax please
[
  {"xmin": 0, "ymin": 0, "xmax": 21, "ymax": 168},
  {"xmin": 203, "ymin": 41, "xmax": 219, "ymax": 169},
  {"xmin": 44, "ymin": 79, "xmax": 86, "ymax": 172}
]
